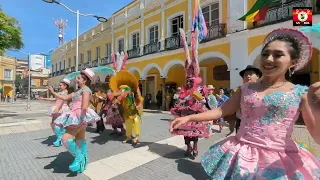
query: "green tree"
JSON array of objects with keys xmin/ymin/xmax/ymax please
[{"xmin": 0, "ymin": 6, "xmax": 23, "ymax": 55}]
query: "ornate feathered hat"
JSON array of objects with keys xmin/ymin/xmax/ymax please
[
  {"xmin": 180, "ymin": 28, "xmax": 202, "ymax": 85},
  {"xmin": 109, "ymin": 51, "xmax": 139, "ymax": 94},
  {"xmin": 263, "ymin": 28, "xmax": 313, "ymax": 72}
]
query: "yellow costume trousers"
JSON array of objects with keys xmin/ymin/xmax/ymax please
[{"xmin": 124, "ymin": 115, "xmax": 141, "ymax": 137}]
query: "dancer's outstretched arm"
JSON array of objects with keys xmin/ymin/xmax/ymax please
[
  {"xmin": 47, "ymin": 86, "xmax": 73, "ymax": 101},
  {"xmin": 170, "ymin": 90, "xmax": 241, "ymax": 131},
  {"xmin": 39, "ymin": 97, "xmax": 56, "ymax": 101},
  {"xmin": 301, "ymin": 82, "xmax": 320, "ymax": 145}
]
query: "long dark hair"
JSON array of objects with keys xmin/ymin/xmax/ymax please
[
  {"xmin": 61, "ymin": 82, "xmax": 69, "ymax": 89},
  {"xmin": 80, "ymin": 72, "xmax": 92, "ymax": 86}
]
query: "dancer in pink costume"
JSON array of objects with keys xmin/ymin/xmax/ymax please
[
  {"xmin": 171, "ymin": 28, "xmax": 320, "ymax": 179},
  {"xmin": 48, "ymin": 68, "xmax": 100, "ymax": 173},
  {"xmin": 39, "ymin": 78, "xmax": 70, "ymax": 147},
  {"xmin": 104, "ymin": 89, "xmax": 125, "ymax": 136},
  {"xmin": 170, "ymin": 29, "xmax": 210, "ymax": 159}
]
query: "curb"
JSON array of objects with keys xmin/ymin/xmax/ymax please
[{"xmin": 143, "ymin": 109, "xmax": 171, "ymax": 114}]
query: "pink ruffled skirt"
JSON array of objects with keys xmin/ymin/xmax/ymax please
[
  {"xmin": 47, "ymin": 104, "xmax": 70, "ymax": 117},
  {"xmin": 201, "ymin": 136, "xmax": 320, "ymax": 179},
  {"xmin": 54, "ymin": 108, "xmax": 100, "ymax": 128},
  {"xmin": 105, "ymin": 106, "xmax": 124, "ymax": 127},
  {"xmin": 170, "ymin": 105, "xmax": 210, "ymax": 138}
]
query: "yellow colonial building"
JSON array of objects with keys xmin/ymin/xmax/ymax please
[
  {"xmin": 0, "ymin": 56, "xmax": 16, "ymax": 99},
  {"xmin": 49, "ymin": 0, "xmax": 320, "ymax": 102}
]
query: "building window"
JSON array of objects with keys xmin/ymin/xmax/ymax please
[
  {"xmin": 68, "ymin": 58, "xmax": 71, "ymax": 68},
  {"xmin": 149, "ymin": 25, "xmax": 158, "ymax": 43},
  {"xmin": 63, "ymin": 60, "xmax": 65, "ymax": 69},
  {"xmin": 118, "ymin": 38, "xmax": 124, "ymax": 52},
  {"xmin": 213, "ymin": 65, "xmax": 230, "ymax": 81},
  {"xmin": 171, "ymin": 15, "xmax": 183, "ymax": 37},
  {"xmin": 202, "ymin": 3, "xmax": 219, "ymax": 27},
  {"xmin": 52, "ymin": 64, "xmax": 55, "ymax": 72},
  {"xmin": 80, "ymin": 53, "xmax": 84, "ymax": 64},
  {"xmin": 106, "ymin": 43, "xmax": 111, "ymax": 58},
  {"xmin": 87, "ymin": 50, "xmax": 92, "ymax": 62},
  {"xmin": 131, "ymin": 32, "xmax": 140, "ymax": 49},
  {"xmin": 55, "ymin": 63, "xmax": 58, "ymax": 72},
  {"xmin": 96, "ymin": 46, "xmax": 100, "ymax": 59},
  {"xmin": 73, "ymin": 56, "xmax": 76, "ymax": 66},
  {"xmin": 59, "ymin": 61, "xmax": 62, "ymax": 71},
  {"xmin": 4, "ymin": 69, "xmax": 12, "ymax": 80}
]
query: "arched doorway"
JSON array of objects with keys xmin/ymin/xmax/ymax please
[
  {"xmin": 142, "ymin": 64, "xmax": 162, "ymax": 102},
  {"xmin": 199, "ymin": 57, "xmax": 230, "ymax": 91},
  {"xmin": 4, "ymin": 86, "xmax": 13, "ymax": 97},
  {"xmin": 163, "ymin": 60, "xmax": 185, "ymax": 88},
  {"xmin": 132, "ymin": 70, "xmax": 142, "ymax": 95}
]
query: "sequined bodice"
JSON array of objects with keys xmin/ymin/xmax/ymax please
[
  {"xmin": 71, "ymin": 87, "xmax": 92, "ymax": 110},
  {"xmin": 55, "ymin": 91, "xmax": 67, "ymax": 106},
  {"xmin": 237, "ymin": 83, "xmax": 308, "ymax": 151}
]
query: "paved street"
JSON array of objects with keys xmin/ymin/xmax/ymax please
[
  {"xmin": 0, "ymin": 100, "xmax": 228, "ymax": 180},
  {"xmin": 0, "ymin": 100, "xmax": 319, "ymax": 180}
]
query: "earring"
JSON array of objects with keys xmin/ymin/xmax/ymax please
[
  {"xmin": 288, "ymin": 68, "xmax": 292, "ymax": 77},
  {"xmin": 288, "ymin": 68, "xmax": 295, "ymax": 77}
]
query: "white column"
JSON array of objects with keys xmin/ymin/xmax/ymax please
[
  {"xmin": 187, "ymin": 0, "xmax": 192, "ymax": 44},
  {"xmin": 229, "ymin": 37, "xmax": 248, "ymax": 89},
  {"xmin": 160, "ymin": 0, "xmax": 165, "ymax": 50},
  {"xmin": 140, "ymin": 0, "xmax": 145, "ymax": 55},
  {"xmin": 125, "ymin": 7, "xmax": 128, "ymax": 51},
  {"xmin": 111, "ymin": 16, "xmax": 115, "ymax": 53}
]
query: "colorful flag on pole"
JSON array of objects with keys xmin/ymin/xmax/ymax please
[
  {"xmin": 238, "ymin": 0, "xmax": 273, "ymax": 22},
  {"xmin": 192, "ymin": 0, "xmax": 208, "ymax": 41}
]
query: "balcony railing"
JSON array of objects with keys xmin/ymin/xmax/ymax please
[
  {"xmin": 78, "ymin": 64, "xmax": 85, "ymax": 70},
  {"xmin": 144, "ymin": 41, "xmax": 161, "ymax": 55},
  {"xmin": 92, "ymin": 59, "xmax": 98, "ymax": 67},
  {"xmin": 253, "ymin": 0, "xmax": 308, "ymax": 28},
  {"xmin": 201, "ymin": 24, "xmax": 226, "ymax": 43},
  {"xmin": 127, "ymin": 48, "xmax": 140, "ymax": 59},
  {"xmin": 100, "ymin": 56, "xmax": 111, "ymax": 65},
  {"xmin": 65, "ymin": 68, "xmax": 71, "ymax": 74},
  {"xmin": 84, "ymin": 61, "xmax": 93, "ymax": 68},
  {"xmin": 165, "ymin": 35, "xmax": 181, "ymax": 50}
]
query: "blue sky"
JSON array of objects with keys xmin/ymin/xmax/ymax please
[{"xmin": 3, "ymin": 0, "xmax": 132, "ymax": 59}]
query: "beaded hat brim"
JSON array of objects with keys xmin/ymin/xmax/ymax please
[{"xmin": 262, "ymin": 28, "xmax": 313, "ymax": 72}]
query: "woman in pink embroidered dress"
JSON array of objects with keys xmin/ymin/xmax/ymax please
[
  {"xmin": 170, "ymin": 29, "xmax": 210, "ymax": 159},
  {"xmin": 48, "ymin": 68, "xmax": 100, "ymax": 173},
  {"xmin": 39, "ymin": 78, "xmax": 70, "ymax": 147},
  {"xmin": 170, "ymin": 28, "xmax": 320, "ymax": 179}
]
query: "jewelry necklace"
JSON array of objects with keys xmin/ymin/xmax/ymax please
[{"xmin": 261, "ymin": 81, "xmax": 286, "ymax": 89}]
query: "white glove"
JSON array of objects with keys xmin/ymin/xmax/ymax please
[
  {"xmin": 185, "ymin": 95, "xmax": 192, "ymax": 100},
  {"xmin": 200, "ymin": 99, "xmax": 206, "ymax": 104}
]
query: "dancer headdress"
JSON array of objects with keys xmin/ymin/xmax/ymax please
[
  {"xmin": 109, "ymin": 52, "xmax": 138, "ymax": 93},
  {"xmin": 180, "ymin": 28, "xmax": 202, "ymax": 85},
  {"xmin": 263, "ymin": 28, "xmax": 313, "ymax": 72},
  {"xmin": 61, "ymin": 78, "xmax": 70, "ymax": 85}
]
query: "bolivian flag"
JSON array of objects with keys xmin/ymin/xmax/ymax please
[{"xmin": 238, "ymin": 0, "xmax": 274, "ymax": 22}]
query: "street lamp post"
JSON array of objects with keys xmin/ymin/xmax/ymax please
[
  {"xmin": 42, "ymin": 0, "xmax": 107, "ymax": 89},
  {"xmin": 16, "ymin": 51, "xmax": 31, "ymax": 110},
  {"xmin": 27, "ymin": 62, "xmax": 31, "ymax": 111}
]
